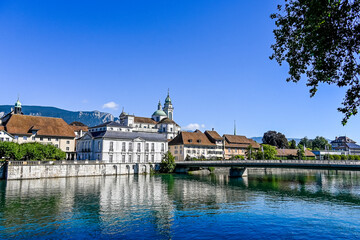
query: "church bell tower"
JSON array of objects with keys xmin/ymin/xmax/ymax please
[{"xmin": 163, "ymin": 89, "xmax": 174, "ymax": 120}]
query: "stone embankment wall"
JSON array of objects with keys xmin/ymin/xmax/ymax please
[{"xmin": 3, "ymin": 161, "xmax": 159, "ymax": 180}]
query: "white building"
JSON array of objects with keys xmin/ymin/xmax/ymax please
[
  {"xmin": 0, "ymin": 129, "xmax": 14, "ymax": 142},
  {"xmin": 118, "ymin": 91, "xmax": 181, "ymax": 140},
  {"xmin": 77, "ymin": 122, "xmax": 168, "ymax": 163},
  {"xmin": 169, "ymin": 130, "xmax": 224, "ymax": 161}
]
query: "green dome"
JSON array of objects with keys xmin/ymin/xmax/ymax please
[
  {"xmin": 15, "ymin": 99, "xmax": 21, "ymax": 108},
  {"xmin": 152, "ymin": 110, "xmax": 167, "ymax": 116}
]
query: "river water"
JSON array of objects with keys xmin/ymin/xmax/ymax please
[{"xmin": 1, "ymin": 169, "xmax": 360, "ymax": 239}]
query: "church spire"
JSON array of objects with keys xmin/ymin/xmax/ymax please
[
  {"xmin": 158, "ymin": 100, "xmax": 162, "ymax": 110},
  {"xmin": 163, "ymin": 89, "xmax": 174, "ymax": 120},
  {"xmin": 234, "ymin": 120, "xmax": 236, "ymax": 135}
]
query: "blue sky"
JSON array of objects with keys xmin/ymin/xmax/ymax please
[{"xmin": 0, "ymin": 0, "xmax": 358, "ymax": 141}]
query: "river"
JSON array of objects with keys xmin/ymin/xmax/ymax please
[{"xmin": 1, "ymin": 169, "xmax": 360, "ymax": 239}]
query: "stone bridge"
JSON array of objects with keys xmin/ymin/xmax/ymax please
[{"xmin": 175, "ymin": 160, "xmax": 360, "ymax": 177}]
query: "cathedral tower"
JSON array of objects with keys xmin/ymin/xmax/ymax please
[{"xmin": 163, "ymin": 89, "xmax": 174, "ymax": 120}]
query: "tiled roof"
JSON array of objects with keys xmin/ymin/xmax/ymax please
[
  {"xmin": 69, "ymin": 121, "xmax": 87, "ymax": 127},
  {"xmin": 90, "ymin": 121, "xmax": 123, "ymax": 128},
  {"xmin": 276, "ymin": 149, "xmax": 315, "ymax": 157},
  {"xmin": 134, "ymin": 117, "xmax": 157, "ymax": 124},
  {"xmin": 224, "ymin": 134, "xmax": 260, "ymax": 148},
  {"xmin": 3, "ymin": 114, "xmax": 75, "ymax": 138},
  {"xmin": 70, "ymin": 125, "xmax": 88, "ymax": 132},
  {"xmin": 205, "ymin": 130, "xmax": 223, "ymax": 141},
  {"xmin": 157, "ymin": 118, "xmax": 180, "ymax": 126},
  {"xmin": 169, "ymin": 130, "xmax": 215, "ymax": 146}
]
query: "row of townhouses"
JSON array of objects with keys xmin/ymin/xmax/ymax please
[{"xmin": 1, "ymin": 94, "xmax": 360, "ymax": 162}]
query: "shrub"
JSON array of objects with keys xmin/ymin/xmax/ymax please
[{"xmin": 159, "ymin": 151, "xmax": 176, "ymax": 173}]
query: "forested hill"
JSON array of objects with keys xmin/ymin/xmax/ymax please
[{"xmin": 0, "ymin": 105, "xmax": 117, "ymax": 127}]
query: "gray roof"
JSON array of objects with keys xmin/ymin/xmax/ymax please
[
  {"xmin": 90, "ymin": 121, "xmax": 129, "ymax": 129},
  {"xmin": 89, "ymin": 130, "xmax": 167, "ymax": 142}
]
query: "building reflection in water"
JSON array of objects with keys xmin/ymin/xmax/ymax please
[{"xmin": 1, "ymin": 169, "xmax": 360, "ymax": 239}]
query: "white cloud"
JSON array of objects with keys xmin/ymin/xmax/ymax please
[
  {"xmin": 182, "ymin": 123, "xmax": 206, "ymax": 131},
  {"xmin": 102, "ymin": 101, "xmax": 119, "ymax": 110}
]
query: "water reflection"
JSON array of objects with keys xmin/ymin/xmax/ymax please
[{"xmin": 0, "ymin": 169, "xmax": 360, "ymax": 239}]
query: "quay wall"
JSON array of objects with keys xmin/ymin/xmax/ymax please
[{"xmin": 4, "ymin": 161, "xmax": 159, "ymax": 180}]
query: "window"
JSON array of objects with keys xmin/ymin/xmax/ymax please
[
  {"xmin": 137, "ymin": 155, "xmax": 140, "ymax": 163},
  {"xmin": 129, "ymin": 155, "xmax": 132, "ymax": 162},
  {"xmin": 56, "ymin": 138, "xmax": 59, "ymax": 141},
  {"xmin": 66, "ymin": 147, "xmax": 69, "ymax": 151},
  {"xmin": 122, "ymin": 142, "xmax": 126, "ymax": 151},
  {"xmin": 170, "ymin": 128, "xmax": 173, "ymax": 132},
  {"xmin": 175, "ymin": 150, "xmax": 178, "ymax": 154},
  {"xmin": 188, "ymin": 139, "xmax": 192, "ymax": 143},
  {"xmin": 129, "ymin": 143, "xmax": 133, "ymax": 151},
  {"xmin": 175, "ymin": 146, "xmax": 178, "ymax": 149},
  {"xmin": 146, "ymin": 143, "xmax": 149, "ymax": 151},
  {"xmin": 109, "ymin": 142, "xmax": 114, "ymax": 151},
  {"xmin": 151, "ymin": 143, "xmax": 155, "ymax": 151},
  {"xmin": 32, "ymin": 136, "xmax": 35, "ymax": 140},
  {"xmin": 151, "ymin": 155, "xmax": 154, "ymax": 162},
  {"xmin": 23, "ymin": 136, "xmax": 27, "ymax": 140},
  {"xmin": 47, "ymin": 138, "xmax": 51, "ymax": 141},
  {"xmin": 161, "ymin": 143, "xmax": 165, "ymax": 152},
  {"xmin": 66, "ymin": 141, "xmax": 70, "ymax": 144},
  {"xmin": 55, "ymin": 144, "xmax": 59, "ymax": 148},
  {"xmin": 109, "ymin": 155, "xmax": 113, "ymax": 163},
  {"xmin": 228, "ymin": 148, "xmax": 231, "ymax": 153},
  {"xmin": 145, "ymin": 155, "xmax": 148, "ymax": 162},
  {"xmin": 137, "ymin": 143, "xmax": 141, "ymax": 152},
  {"xmin": 98, "ymin": 142, "xmax": 101, "ymax": 150},
  {"xmin": 15, "ymin": 136, "xmax": 18, "ymax": 139},
  {"xmin": 122, "ymin": 155, "xmax": 125, "ymax": 163}
]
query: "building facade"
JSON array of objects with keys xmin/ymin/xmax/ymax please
[
  {"xmin": 76, "ymin": 122, "xmax": 168, "ymax": 163},
  {"xmin": 169, "ymin": 130, "xmax": 224, "ymax": 161},
  {"xmin": 331, "ymin": 136, "xmax": 360, "ymax": 155},
  {"xmin": 0, "ymin": 99, "xmax": 76, "ymax": 159},
  {"xmin": 223, "ymin": 134, "xmax": 260, "ymax": 159},
  {"xmin": 0, "ymin": 129, "xmax": 14, "ymax": 142}
]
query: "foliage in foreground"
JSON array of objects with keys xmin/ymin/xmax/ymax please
[
  {"xmin": 270, "ymin": 0, "xmax": 360, "ymax": 125},
  {"xmin": 159, "ymin": 151, "xmax": 176, "ymax": 173},
  {"xmin": 0, "ymin": 142, "xmax": 66, "ymax": 161}
]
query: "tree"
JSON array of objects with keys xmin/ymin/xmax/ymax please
[
  {"xmin": 159, "ymin": 151, "xmax": 176, "ymax": 173},
  {"xmin": 246, "ymin": 145, "xmax": 256, "ymax": 160},
  {"xmin": 256, "ymin": 144, "xmax": 278, "ymax": 160},
  {"xmin": 289, "ymin": 139, "xmax": 297, "ymax": 149},
  {"xmin": 299, "ymin": 137, "xmax": 313, "ymax": 149},
  {"xmin": 0, "ymin": 142, "xmax": 23, "ymax": 160},
  {"xmin": 297, "ymin": 147, "xmax": 305, "ymax": 160},
  {"xmin": 312, "ymin": 136, "xmax": 331, "ymax": 150},
  {"xmin": 270, "ymin": 0, "xmax": 360, "ymax": 125},
  {"xmin": 262, "ymin": 130, "xmax": 288, "ymax": 149}
]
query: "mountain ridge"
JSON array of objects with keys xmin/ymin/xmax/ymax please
[{"xmin": 0, "ymin": 105, "xmax": 118, "ymax": 127}]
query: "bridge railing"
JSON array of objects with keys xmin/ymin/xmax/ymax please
[{"xmin": 177, "ymin": 160, "xmax": 360, "ymax": 165}]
